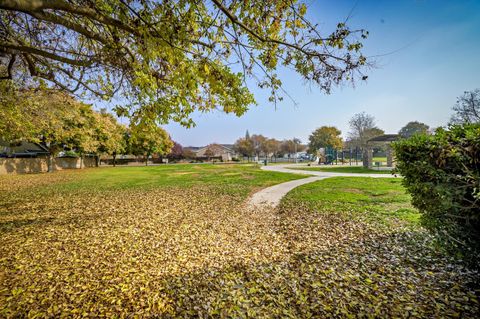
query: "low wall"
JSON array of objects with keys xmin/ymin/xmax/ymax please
[{"xmin": 0, "ymin": 157, "xmax": 96, "ymax": 175}]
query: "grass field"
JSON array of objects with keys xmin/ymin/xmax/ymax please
[
  {"xmin": 1, "ymin": 164, "xmax": 477, "ymax": 317},
  {"xmin": 282, "ymin": 177, "xmax": 419, "ymax": 226},
  {"xmin": 291, "ymin": 166, "xmax": 394, "ymax": 174},
  {"xmin": 0, "ymin": 163, "xmax": 305, "ymax": 197}
]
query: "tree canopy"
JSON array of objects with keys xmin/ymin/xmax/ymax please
[
  {"xmin": 93, "ymin": 109, "xmax": 127, "ymax": 157},
  {"xmin": 308, "ymin": 126, "xmax": 342, "ymax": 152},
  {"xmin": 0, "ymin": 0, "xmax": 369, "ymax": 127},
  {"xmin": 234, "ymin": 137, "xmax": 254, "ymax": 158},
  {"xmin": 262, "ymin": 138, "xmax": 281, "ymax": 157},
  {"xmin": 347, "ymin": 112, "xmax": 384, "ymax": 148},
  {"xmin": 0, "ymin": 81, "xmax": 97, "ymax": 155},
  {"xmin": 1, "ymin": 82, "xmax": 173, "ymax": 167},
  {"xmin": 129, "ymin": 121, "xmax": 173, "ymax": 162},
  {"xmin": 450, "ymin": 89, "xmax": 480, "ymax": 124},
  {"xmin": 281, "ymin": 138, "xmax": 305, "ymax": 155},
  {"xmin": 398, "ymin": 121, "xmax": 429, "ymax": 138}
]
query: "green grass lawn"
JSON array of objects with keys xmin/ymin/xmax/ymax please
[
  {"xmin": 281, "ymin": 177, "xmax": 419, "ymax": 227},
  {"xmin": 1, "ymin": 165, "xmax": 477, "ymax": 317},
  {"xmin": 1, "ymin": 163, "xmax": 305, "ymax": 198},
  {"xmin": 291, "ymin": 165, "xmax": 394, "ymax": 174}
]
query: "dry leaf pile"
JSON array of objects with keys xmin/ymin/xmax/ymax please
[{"xmin": 0, "ymin": 172, "xmax": 478, "ymax": 317}]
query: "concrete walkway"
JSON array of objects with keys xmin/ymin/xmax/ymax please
[{"xmin": 247, "ymin": 164, "xmax": 397, "ymax": 209}]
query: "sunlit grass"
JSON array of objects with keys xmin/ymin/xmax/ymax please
[
  {"xmin": 290, "ymin": 166, "xmax": 393, "ymax": 174},
  {"xmin": 282, "ymin": 177, "xmax": 420, "ymax": 227}
]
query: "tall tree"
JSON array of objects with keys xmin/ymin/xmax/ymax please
[
  {"xmin": 308, "ymin": 126, "xmax": 343, "ymax": 152},
  {"xmin": 0, "ymin": 0, "xmax": 369, "ymax": 127},
  {"xmin": 64, "ymin": 101, "xmax": 99, "ymax": 167},
  {"xmin": 0, "ymin": 83, "xmax": 99, "ymax": 170},
  {"xmin": 94, "ymin": 110, "xmax": 126, "ymax": 166},
  {"xmin": 450, "ymin": 89, "xmax": 480, "ymax": 124},
  {"xmin": 398, "ymin": 121, "xmax": 429, "ymax": 138},
  {"xmin": 348, "ymin": 112, "xmax": 383, "ymax": 149}
]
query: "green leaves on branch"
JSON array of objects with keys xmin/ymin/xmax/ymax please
[{"xmin": 1, "ymin": 0, "xmax": 369, "ymax": 126}]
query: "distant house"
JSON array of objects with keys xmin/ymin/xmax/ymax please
[
  {"xmin": 0, "ymin": 140, "xmax": 50, "ymax": 158},
  {"xmin": 190, "ymin": 144, "xmax": 237, "ymax": 161}
]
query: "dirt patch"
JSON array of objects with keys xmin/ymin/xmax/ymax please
[
  {"xmin": 169, "ymin": 171, "xmax": 194, "ymax": 176},
  {"xmin": 342, "ymin": 188, "xmax": 363, "ymax": 194}
]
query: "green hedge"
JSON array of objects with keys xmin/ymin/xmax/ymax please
[{"xmin": 393, "ymin": 124, "xmax": 480, "ymax": 265}]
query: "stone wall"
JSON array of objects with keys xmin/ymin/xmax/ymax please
[{"xmin": 0, "ymin": 157, "xmax": 96, "ymax": 175}]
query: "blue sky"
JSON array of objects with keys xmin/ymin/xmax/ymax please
[{"xmin": 165, "ymin": 0, "xmax": 480, "ymax": 146}]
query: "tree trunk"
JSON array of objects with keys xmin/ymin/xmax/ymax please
[
  {"xmin": 95, "ymin": 155, "xmax": 100, "ymax": 167},
  {"xmin": 47, "ymin": 153, "xmax": 54, "ymax": 173},
  {"xmin": 80, "ymin": 155, "xmax": 84, "ymax": 169},
  {"xmin": 112, "ymin": 153, "xmax": 117, "ymax": 167},
  {"xmin": 145, "ymin": 153, "xmax": 149, "ymax": 166}
]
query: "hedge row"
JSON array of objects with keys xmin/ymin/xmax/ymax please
[{"xmin": 393, "ymin": 124, "xmax": 480, "ymax": 266}]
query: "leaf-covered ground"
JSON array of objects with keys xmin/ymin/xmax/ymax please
[{"xmin": 0, "ymin": 166, "xmax": 478, "ymax": 317}]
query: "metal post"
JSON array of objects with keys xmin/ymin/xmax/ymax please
[{"xmin": 294, "ymin": 138, "xmax": 297, "ymax": 164}]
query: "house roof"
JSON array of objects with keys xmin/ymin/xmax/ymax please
[
  {"xmin": 0, "ymin": 140, "xmax": 50, "ymax": 156},
  {"xmin": 367, "ymin": 134, "xmax": 400, "ymax": 143},
  {"xmin": 187, "ymin": 144, "xmax": 235, "ymax": 153}
]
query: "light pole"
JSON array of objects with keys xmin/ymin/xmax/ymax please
[{"xmin": 294, "ymin": 137, "xmax": 298, "ymax": 163}]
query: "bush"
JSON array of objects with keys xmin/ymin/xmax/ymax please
[
  {"xmin": 62, "ymin": 150, "xmax": 79, "ymax": 158},
  {"xmin": 393, "ymin": 124, "xmax": 480, "ymax": 266}
]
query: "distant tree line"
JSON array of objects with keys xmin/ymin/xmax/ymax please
[{"xmin": 233, "ymin": 131, "xmax": 306, "ymax": 161}]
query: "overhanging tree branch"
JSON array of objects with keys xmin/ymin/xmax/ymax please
[{"xmin": 2, "ymin": 41, "xmax": 93, "ymax": 66}]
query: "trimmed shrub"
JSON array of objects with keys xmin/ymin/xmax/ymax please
[{"xmin": 393, "ymin": 124, "xmax": 480, "ymax": 266}]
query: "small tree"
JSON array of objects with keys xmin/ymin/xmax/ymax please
[
  {"xmin": 450, "ymin": 89, "xmax": 480, "ymax": 124},
  {"xmin": 262, "ymin": 138, "xmax": 281, "ymax": 160},
  {"xmin": 250, "ymin": 134, "xmax": 267, "ymax": 159},
  {"xmin": 398, "ymin": 121, "xmax": 429, "ymax": 138},
  {"xmin": 281, "ymin": 138, "xmax": 305, "ymax": 158},
  {"xmin": 308, "ymin": 126, "xmax": 343, "ymax": 153},
  {"xmin": 234, "ymin": 137, "xmax": 254, "ymax": 160},
  {"xmin": 130, "ymin": 122, "xmax": 173, "ymax": 166},
  {"xmin": 204, "ymin": 147, "xmax": 215, "ymax": 162},
  {"xmin": 348, "ymin": 112, "xmax": 383, "ymax": 149},
  {"xmin": 167, "ymin": 141, "xmax": 184, "ymax": 161},
  {"xmin": 182, "ymin": 148, "xmax": 197, "ymax": 160}
]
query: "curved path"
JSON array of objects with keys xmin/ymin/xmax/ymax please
[{"xmin": 248, "ymin": 164, "xmax": 396, "ymax": 209}]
